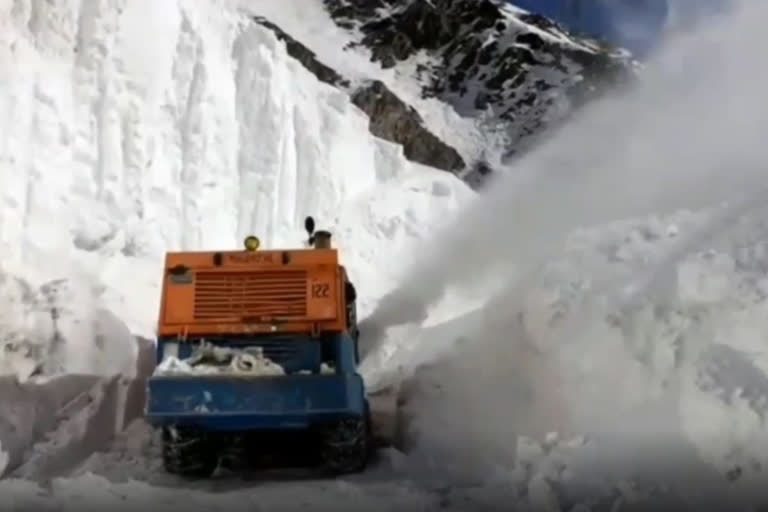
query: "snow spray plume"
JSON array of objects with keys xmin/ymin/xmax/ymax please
[
  {"xmin": 365, "ymin": 0, "xmax": 768, "ymax": 343},
  {"xmin": 367, "ymin": 1, "xmax": 768, "ymax": 489}
]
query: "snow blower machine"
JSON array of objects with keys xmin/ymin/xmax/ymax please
[{"xmin": 144, "ymin": 217, "xmax": 398, "ymax": 477}]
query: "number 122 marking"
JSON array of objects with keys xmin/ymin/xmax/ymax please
[{"xmin": 311, "ymin": 283, "xmax": 330, "ymax": 298}]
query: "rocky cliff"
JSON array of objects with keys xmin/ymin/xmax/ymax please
[{"xmin": 257, "ymin": 0, "xmax": 637, "ymax": 186}]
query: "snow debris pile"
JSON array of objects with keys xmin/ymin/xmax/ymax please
[
  {"xmin": 155, "ymin": 343, "xmax": 285, "ymax": 377},
  {"xmin": 365, "ymin": 201, "xmax": 768, "ymax": 506},
  {"xmin": 0, "ymin": 266, "xmax": 137, "ymax": 381},
  {"xmin": 154, "ymin": 342, "xmax": 339, "ymax": 377}
]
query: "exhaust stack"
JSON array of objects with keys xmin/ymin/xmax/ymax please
[{"xmin": 304, "ymin": 216, "xmax": 332, "ymax": 249}]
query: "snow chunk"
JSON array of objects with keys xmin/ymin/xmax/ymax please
[{"xmin": 154, "ymin": 343, "xmax": 285, "ymax": 376}]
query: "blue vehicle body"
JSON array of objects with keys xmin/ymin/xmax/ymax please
[
  {"xmin": 146, "ymin": 373, "xmax": 368, "ymax": 431},
  {"xmin": 145, "ymin": 333, "xmax": 368, "ymax": 432}
]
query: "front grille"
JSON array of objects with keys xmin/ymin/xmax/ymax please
[{"xmin": 193, "ymin": 270, "xmax": 307, "ymax": 320}]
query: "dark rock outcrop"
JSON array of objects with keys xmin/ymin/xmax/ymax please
[
  {"xmin": 253, "ymin": 17, "xmax": 349, "ymax": 88},
  {"xmin": 254, "ymin": 1, "xmax": 639, "ymax": 184},
  {"xmin": 324, "ymin": 0, "xmax": 638, "ymax": 175},
  {"xmin": 351, "ymin": 80, "xmax": 465, "ymax": 172},
  {"xmin": 253, "ymin": 16, "xmax": 467, "ymax": 174}
]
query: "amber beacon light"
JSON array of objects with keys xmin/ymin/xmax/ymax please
[{"xmin": 243, "ymin": 235, "xmax": 260, "ymax": 252}]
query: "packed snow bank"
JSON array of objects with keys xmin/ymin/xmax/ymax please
[
  {"xmin": 0, "ymin": 0, "xmax": 472, "ymax": 379},
  {"xmin": 11, "ymin": 375, "xmax": 125, "ymax": 481},
  {"xmin": 0, "ymin": 337, "xmax": 154, "ymax": 480},
  {"xmin": 0, "ymin": 373, "xmax": 102, "ymax": 476}
]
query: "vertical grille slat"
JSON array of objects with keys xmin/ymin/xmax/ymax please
[{"xmin": 193, "ymin": 270, "xmax": 308, "ymax": 320}]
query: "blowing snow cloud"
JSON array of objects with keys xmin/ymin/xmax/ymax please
[{"xmin": 364, "ymin": 0, "xmax": 768, "ymax": 341}]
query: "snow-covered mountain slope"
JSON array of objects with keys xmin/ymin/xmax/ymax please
[
  {"xmin": 0, "ymin": 0, "xmax": 473, "ymax": 379},
  {"xmin": 325, "ymin": 0, "xmax": 634, "ymax": 123},
  {"xmin": 0, "ymin": 0, "xmax": 633, "ymax": 380},
  {"xmin": 239, "ymin": 0, "xmax": 636, "ymax": 183}
]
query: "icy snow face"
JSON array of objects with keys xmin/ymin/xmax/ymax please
[{"xmin": 0, "ymin": 0, "xmax": 473, "ymax": 377}]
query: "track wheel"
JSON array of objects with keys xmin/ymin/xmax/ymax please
[
  {"xmin": 161, "ymin": 426, "xmax": 219, "ymax": 478},
  {"xmin": 319, "ymin": 417, "xmax": 370, "ymax": 474}
]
